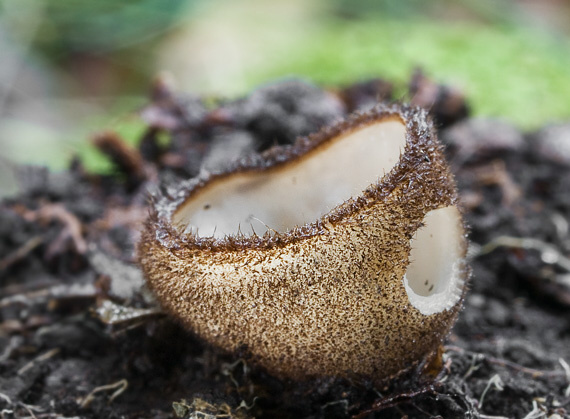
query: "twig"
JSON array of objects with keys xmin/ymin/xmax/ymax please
[
  {"xmin": 19, "ymin": 402, "xmax": 43, "ymax": 419},
  {"xmin": 0, "ymin": 235, "xmax": 44, "ymax": 271},
  {"xmin": 0, "ymin": 277, "xmax": 60, "ymax": 299},
  {"xmin": 0, "ymin": 283, "xmax": 97, "ymax": 309},
  {"xmin": 80, "ymin": 379, "xmax": 128, "ymax": 408},
  {"xmin": 473, "ymin": 160, "xmax": 521, "ymax": 206},
  {"xmin": 221, "ymin": 358, "xmax": 249, "ymax": 389},
  {"xmin": 237, "ymin": 397, "xmax": 259, "ymax": 412},
  {"xmin": 479, "ymin": 374, "xmax": 504, "ymax": 409},
  {"xmin": 522, "ymin": 400, "xmax": 546, "ymax": 419},
  {"xmin": 559, "ymin": 358, "xmax": 570, "ymax": 397},
  {"xmin": 463, "ymin": 352, "xmax": 484, "ymax": 379},
  {"xmin": 0, "ymin": 336, "xmax": 21, "ymax": 362},
  {"xmin": 352, "ymin": 383, "xmax": 439, "ymax": 419},
  {"xmin": 92, "ymin": 131, "xmax": 147, "ymax": 187},
  {"xmin": 475, "ymin": 235, "xmax": 570, "ymax": 272},
  {"xmin": 446, "ymin": 346, "xmax": 568, "ymax": 379},
  {"xmin": 17, "ymin": 348, "xmax": 60, "ymax": 375},
  {"xmin": 0, "ymin": 393, "xmax": 12, "ymax": 405},
  {"xmin": 16, "ymin": 203, "xmax": 87, "ymax": 256}
]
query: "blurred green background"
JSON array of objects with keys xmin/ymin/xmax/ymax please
[{"xmin": 1, "ymin": 0, "xmax": 569, "ymax": 193}]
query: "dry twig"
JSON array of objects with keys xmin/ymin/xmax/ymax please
[
  {"xmin": 0, "ymin": 235, "xmax": 44, "ymax": 271},
  {"xmin": 15, "ymin": 203, "xmax": 87, "ymax": 257},
  {"xmin": 352, "ymin": 383, "xmax": 439, "ymax": 419},
  {"xmin": 446, "ymin": 346, "xmax": 568, "ymax": 379},
  {"xmin": 80, "ymin": 379, "xmax": 128, "ymax": 409},
  {"xmin": 17, "ymin": 348, "xmax": 60, "ymax": 375}
]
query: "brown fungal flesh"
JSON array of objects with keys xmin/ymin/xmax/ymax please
[{"xmin": 138, "ymin": 104, "xmax": 469, "ymax": 382}]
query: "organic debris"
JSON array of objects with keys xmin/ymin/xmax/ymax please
[{"xmin": 1, "ymin": 75, "xmax": 569, "ymax": 418}]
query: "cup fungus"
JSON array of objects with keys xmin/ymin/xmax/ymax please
[{"xmin": 138, "ymin": 104, "xmax": 469, "ymax": 382}]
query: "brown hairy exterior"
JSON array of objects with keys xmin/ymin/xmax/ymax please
[{"xmin": 138, "ymin": 104, "xmax": 468, "ymax": 382}]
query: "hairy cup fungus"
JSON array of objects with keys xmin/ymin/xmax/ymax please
[{"xmin": 138, "ymin": 104, "xmax": 469, "ymax": 382}]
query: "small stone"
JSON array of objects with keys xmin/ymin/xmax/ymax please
[
  {"xmin": 44, "ymin": 359, "xmax": 93, "ymax": 392},
  {"xmin": 442, "ymin": 118, "xmax": 524, "ymax": 160},
  {"xmin": 483, "ymin": 299, "xmax": 511, "ymax": 327},
  {"xmin": 531, "ymin": 123, "xmax": 570, "ymax": 165},
  {"xmin": 88, "ymin": 249, "xmax": 145, "ymax": 301},
  {"xmin": 201, "ymin": 131, "xmax": 257, "ymax": 173},
  {"xmin": 339, "ymin": 78, "xmax": 393, "ymax": 112}
]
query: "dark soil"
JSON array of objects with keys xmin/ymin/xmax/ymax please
[{"xmin": 1, "ymin": 74, "xmax": 570, "ymax": 419}]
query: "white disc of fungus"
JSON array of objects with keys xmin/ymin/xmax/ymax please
[
  {"xmin": 174, "ymin": 119, "xmax": 406, "ymax": 237},
  {"xmin": 404, "ymin": 205, "xmax": 465, "ymax": 315}
]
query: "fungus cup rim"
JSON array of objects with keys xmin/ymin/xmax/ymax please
[{"xmin": 148, "ymin": 104, "xmax": 453, "ymax": 252}]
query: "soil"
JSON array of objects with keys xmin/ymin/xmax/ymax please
[{"xmin": 1, "ymin": 74, "xmax": 570, "ymax": 419}]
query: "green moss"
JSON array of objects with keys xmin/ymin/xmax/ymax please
[
  {"xmin": 236, "ymin": 17, "xmax": 570, "ymax": 129},
  {"xmin": 80, "ymin": 16, "xmax": 570, "ymax": 172}
]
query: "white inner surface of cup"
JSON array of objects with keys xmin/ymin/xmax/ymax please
[{"xmin": 174, "ymin": 119, "xmax": 407, "ymax": 238}]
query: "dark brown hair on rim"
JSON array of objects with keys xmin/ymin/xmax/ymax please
[{"xmin": 146, "ymin": 104, "xmax": 455, "ymax": 252}]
